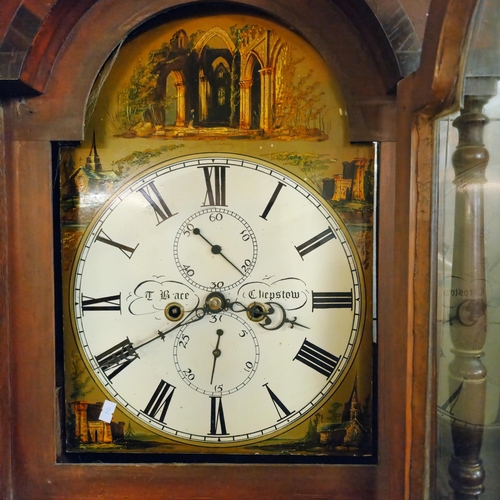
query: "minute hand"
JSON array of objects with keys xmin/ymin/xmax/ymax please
[
  {"xmin": 193, "ymin": 228, "xmax": 244, "ymax": 276},
  {"xmin": 97, "ymin": 309, "xmax": 207, "ymax": 379}
]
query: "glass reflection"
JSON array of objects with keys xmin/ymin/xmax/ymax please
[{"xmin": 437, "ymin": 85, "xmax": 500, "ymax": 499}]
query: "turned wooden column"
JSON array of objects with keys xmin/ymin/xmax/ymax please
[{"xmin": 448, "ymin": 94, "xmax": 490, "ymax": 499}]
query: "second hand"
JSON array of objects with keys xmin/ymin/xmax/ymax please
[{"xmin": 193, "ymin": 228, "xmax": 244, "ymax": 276}]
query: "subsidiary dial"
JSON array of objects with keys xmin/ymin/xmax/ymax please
[
  {"xmin": 173, "ymin": 208, "xmax": 258, "ymax": 291},
  {"xmin": 173, "ymin": 311, "xmax": 259, "ymax": 396}
]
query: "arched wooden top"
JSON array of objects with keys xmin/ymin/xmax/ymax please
[{"xmin": 1, "ymin": 0, "xmax": 403, "ymax": 142}]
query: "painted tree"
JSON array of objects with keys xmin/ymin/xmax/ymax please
[
  {"xmin": 304, "ymin": 412, "xmax": 322, "ymax": 444},
  {"xmin": 69, "ymin": 351, "xmax": 94, "ymax": 402},
  {"xmin": 266, "ymin": 152, "xmax": 335, "ymax": 192},
  {"xmin": 328, "ymin": 402, "xmax": 343, "ymax": 424},
  {"xmin": 116, "ymin": 29, "xmax": 207, "ymax": 131},
  {"xmin": 124, "ymin": 421, "xmax": 135, "ymax": 438},
  {"xmin": 364, "ymin": 159, "xmax": 375, "ymax": 203},
  {"xmin": 111, "ymin": 144, "xmax": 184, "ymax": 176},
  {"xmin": 117, "ymin": 59, "xmax": 160, "ymax": 128},
  {"xmin": 229, "ymin": 24, "xmax": 257, "ymax": 127},
  {"xmin": 274, "ymin": 48, "xmax": 327, "ymax": 132}
]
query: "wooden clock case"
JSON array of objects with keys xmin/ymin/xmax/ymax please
[{"xmin": 0, "ymin": 0, "xmax": 477, "ymax": 498}]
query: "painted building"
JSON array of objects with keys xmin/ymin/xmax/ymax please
[
  {"xmin": 72, "ymin": 401, "xmax": 125, "ymax": 444},
  {"xmin": 318, "ymin": 378, "xmax": 367, "ymax": 448},
  {"xmin": 152, "ymin": 27, "xmax": 287, "ymax": 132},
  {"xmin": 322, "ymin": 158, "xmax": 374, "ymax": 203}
]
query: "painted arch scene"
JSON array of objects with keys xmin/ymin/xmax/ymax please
[
  {"xmin": 69, "ymin": 13, "xmax": 376, "ymax": 225},
  {"xmin": 108, "ymin": 23, "xmax": 330, "ymax": 140}
]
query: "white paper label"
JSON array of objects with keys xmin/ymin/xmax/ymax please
[{"xmin": 98, "ymin": 400, "xmax": 116, "ymax": 423}]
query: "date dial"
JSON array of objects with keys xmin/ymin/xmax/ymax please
[
  {"xmin": 173, "ymin": 208, "xmax": 258, "ymax": 291},
  {"xmin": 173, "ymin": 312, "xmax": 260, "ymax": 396}
]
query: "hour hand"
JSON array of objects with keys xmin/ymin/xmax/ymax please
[
  {"xmin": 228, "ymin": 299, "xmax": 309, "ymax": 330},
  {"xmin": 259, "ymin": 302, "xmax": 309, "ymax": 330}
]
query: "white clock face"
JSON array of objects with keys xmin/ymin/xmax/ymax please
[{"xmin": 70, "ymin": 154, "xmax": 365, "ymax": 445}]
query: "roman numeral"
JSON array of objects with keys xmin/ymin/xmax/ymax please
[
  {"xmin": 209, "ymin": 396, "xmax": 228, "ymax": 436},
  {"xmin": 138, "ymin": 181, "xmax": 177, "ymax": 224},
  {"xmin": 95, "ymin": 338, "xmax": 138, "ymax": 380},
  {"xmin": 200, "ymin": 165, "xmax": 227, "ymax": 206},
  {"xmin": 439, "ymin": 380, "xmax": 464, "ymax": 415},
  {"xmin": 95, "ymin": 230, "xmax": 138, "ymax": 259},
  {"xmin": 294, "ymin": 338, "xmax": 339, "ymax": 378},
  {"xmin": 263, "ymin": 383, "xmax": 292, "ymax": 420},
  {"xmin": 295, "ymin": 227, "xmax": 336, "ymax": 259},
  {"xmin": 312, "ymin": 291, "xmax": 353, "ymax": 310},
  {"xmin": 260, "ymin": 182, "xmax": 285, "ymax": 220},
  {"xmin": 82, "ymin": 293, "xmax": 121, "ymax": 312},
  {"xmin": 143, "ymin": 380, "xmax": 176, "ymax": 423}
]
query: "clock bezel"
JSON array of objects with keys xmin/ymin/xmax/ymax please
[{"xmin": 66, "ymin": 153, "xmax": 367, "ymax": 449}]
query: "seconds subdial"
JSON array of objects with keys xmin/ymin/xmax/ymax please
[{"xmin": 173, "ymin": 208, "xmax": 258, "ymax": 291}]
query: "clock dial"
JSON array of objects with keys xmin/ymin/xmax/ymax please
[
  {"xmin": 173, "ymin": 311, "xmax": 260, "ymax": 396},
  {"xmin": 173, "ymin": 207, "xmax": 258, "ymax": 291},
  {"xmin": 70, "ymin": 154, "xmax": 365, "ymax": 445}
]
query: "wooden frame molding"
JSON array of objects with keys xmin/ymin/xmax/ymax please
[
  {"xmin": 1, "ymin": 0, "xmax": 399, "ymax": 142},
  {"xmin": 0, "ymin": 100, "xmax": 13, "ymax": 500}
]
